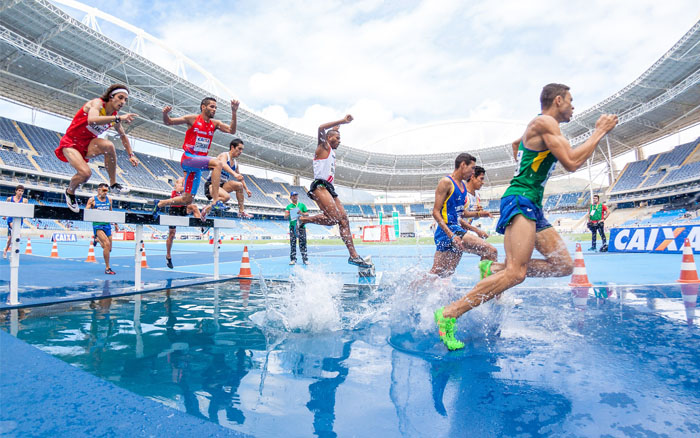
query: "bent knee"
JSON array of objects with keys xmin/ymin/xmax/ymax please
[{"xmin": 79, "ymin": 168, "xmax": 92, "ymax": 180}]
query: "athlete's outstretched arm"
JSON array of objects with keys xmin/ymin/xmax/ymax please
[
  {"xmin": 85, "ymin": 197, "xmax": 95, "ymax": 209},
  {"xmin": 162, "ymin": 106, "xmax": 197, "ymax": 126},
  {"xmin": 543, "ymin": 114, "xmax": 618, "ymax": 172},
  {"xmin": 319, "ymin": 114, "xmax": 353, "ymax": 134},
  {"xmin": 511, "ymin": 137, "xmax": 521, "ymax": 159},
  {"xmin": 216, "ymin": 100, "xmax": 239, "ymax": 134},
  {"xmin": 114, "ymin": 123, "xmax": 139, "ymax": 167},
  {"xmin": 85, "ymin": 98, "xmax": 137, "ymax": 125}
]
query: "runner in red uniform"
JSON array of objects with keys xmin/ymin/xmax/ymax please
[
  {"xmin": 55, "ymin": 84, "xmax": 139, "ymax": 212},
  {"xmin": 153, "ymin": 97, "xmax": 239, "ymax": 218}
]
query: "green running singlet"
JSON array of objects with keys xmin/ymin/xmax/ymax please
[{"xmin": 503, "ymin": 140, "xmax": 558, "ymax": 208}]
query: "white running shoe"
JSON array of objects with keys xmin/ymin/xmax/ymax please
[{"xmin": 65, "ymin": 190, "xmax": 79, "ymax": 213}]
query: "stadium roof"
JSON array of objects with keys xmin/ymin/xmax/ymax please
[{"xmin": 1, "ymin": 0, "xmax": 699, "ymax": 191}]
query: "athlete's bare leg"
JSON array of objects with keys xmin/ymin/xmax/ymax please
[
  {"xmin": 62, "ymin": 147, "xmax": 93, "ymax": 194},
  {"xmin": 210, "ymin": 183, "xmax": 232, "ymax": 203},
  {"xmin": 429, "ymin": 251, "xmax": 463, "ymax": 277},
  {"xmin": 166, "ymin": 228, "xmax": 176, "ymax": 260},
  {"xmin": 301, "ymin": 187, "xmax": 360, "ymax": 259},
  {"xmin": 222, "ymin": 181, "xmax": 246, "ymax": 212},
  {"xmin": 95, "ymin": 229, "xmax": 112, "ymax": 270},
  {"xmin": 460, "ymin": 233, "xmax": 498, "ymax": 262},
  {"xmin": 443, "ymin": 215, "xmax": 536, "ymax": 319},
  {"xmin": 158, "ymin": 193, "xmax": 194, "ymax": 209},
  {"xmin": 485, "ymin": 227, "xmax": 572, "ymax": 277},
  {"xmin": 207, "ymin": 158, "xmax": 223, "ymax": 209},
  {"xmin": 85, "ymin": 138, "xmax": 119, "ymax": 187}
]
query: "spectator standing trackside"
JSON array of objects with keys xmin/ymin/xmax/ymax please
[
  {"xmin": 285, "ymin": 191, "xmax": 309, "ymax": 265},
  {"xmin": 587, "ymin": 194, "xmax": 609, "ymax": 252}
]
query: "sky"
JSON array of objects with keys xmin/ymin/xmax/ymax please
[{"xmin": 2, "ymin": 0, "xmax": 700, "ymax": 199}]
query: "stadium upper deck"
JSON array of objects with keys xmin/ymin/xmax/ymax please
[{"xmin": 1, "ymin": 1, "xmax": 699, "ymax": 191}]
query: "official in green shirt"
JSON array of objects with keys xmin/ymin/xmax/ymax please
[
  {"xmin": 285, "ymin": 191, "xmax": 309, "ymax": 265},
  {"xmin": 586, "ymin": 194, "xmax": 609, "ymax": 252}
]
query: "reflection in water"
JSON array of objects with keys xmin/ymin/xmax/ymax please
[
  {"xmin": 1, "ymin": 281, "xmax": 699, "ymax": 437},
  {"xmin": 306, "ymin": 340, "xmax": 353, "ymax": 438}
]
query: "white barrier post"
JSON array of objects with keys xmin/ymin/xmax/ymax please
[
  {"xmin": 213, "ymin": 227, "xmax": 220, "ymax": 280},
  {"xmin": 8, "ymin": 215, "xmax": 22, "ymax": 305},
  {"xmin": 134, "ymin": 225, "xmax": 143, "ymax": 291},
  {"xmin": 134, "ymin": 294, "xmax": 143, "ymax": 358}
]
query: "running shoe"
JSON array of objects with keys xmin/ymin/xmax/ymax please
[
  {"xmin": 110, "ymin": 183, "xmax": 130, "ymax": 194},
  {"xmin": 166, "ymin": 257, "xmax": 173, "ymax": 269},
  {"xmin": 152, "ymin": 199, "xmax": 161, "ymax": 218},
  {"xmin": 599, "ymin": 244, "xmax": 608, "ymax": 252},
  {"xmin": 587, "ymin": 246, "xmax": 596, "ymax": 251},
  {"xmin": 105, "ymin": 268, "xmax": 116, "ymax": 275},
  {"xmin": 212, "ymin": 201, "xmax": 230, "ymax": 211},
  {"xmin": 479, "ymin": 260, "xmax": 494, "ymax": 280},
  {"xmin": 434, "ymin": 306, "xmax": 464, "ymax": 351},
  {"xmin": 348, "ymin": 255, "xmax": 373, "ymax": 268},
  {"xmin": 302, "ymin": 259, "xmax": 309, "ymax": 265},
  {"xmin": 239, "ymin": 211, "xmax": 253, "ymax": 219},
  {"xmin": 289, "ymin": 260, "xmax": 296, "ymax": 265},
  {"xmin": 65, "ymin": 190, "xmax": 79, "ymax": 213}
]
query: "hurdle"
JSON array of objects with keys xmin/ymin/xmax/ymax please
[{"xmin": 0, "ymin": 203, "xmax": 240, "ymax": 305}]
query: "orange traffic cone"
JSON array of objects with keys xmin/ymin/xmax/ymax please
[
  {"xmin": 569, "ymin": 243, "xmax": 593, "ymax": 287},
  {"xmin": 237, "ymin": 246, "xmax": 253, "ymax": 279},
  {"xmin": 209, "ymin": 233, "xmax": 214, "ymax": 245},
  {"xmin": 85, "ymin": 239, "xmax": 97, "ymax": 263},
  {"xmin": 681, "ymin": 283, "xmax": 698, "ymax": 326},
  {"xmin": 24, "ymin": 237, "xmax": 32, "ymax": 255},
  {"xmin": 677, "ymin": 239, "xmax": 700, "ymax": 284},
  {"xmin": 141, "ymin": 242, "xmax": 149, "ymax": 268},
  {"xmin": 50, "ymin": 240, "xmax": 59, "ymax": 258}
]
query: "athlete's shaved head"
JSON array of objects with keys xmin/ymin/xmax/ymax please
[{"xmin": 540, "ymin": 83, "xmax": 570, "ymax": 110}]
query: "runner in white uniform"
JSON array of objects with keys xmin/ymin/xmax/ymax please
[
  {"xmin": 299, "ymin": 115, "xmax": 372, "ymax": 268},
  {"xmin": 457, "ymin": 165, "xmax": 498, "ymax": 277}
]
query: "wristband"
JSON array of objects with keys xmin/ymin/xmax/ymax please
[
  {"xmin": 129, "ymin": 153, "xmax": 135, "ymax": 158},
  {"xmin": 114, "ymin": 115, "xmax": 121, "ymax": 124}
]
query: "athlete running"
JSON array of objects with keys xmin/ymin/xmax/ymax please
[
  {"xmin": 298, "ymin": 115, "xmax": 372, "ymax": 268},
  {"xmin": 55, "ymin": 84, "xmax": 139, "ymax": 212},
  {"xmin": 435, "ymin": 83, "xmax": 618, "ymax": 350},
  {"xmin": 153, "ymin": 97, "xmax": 239, "ymax": 218},
  {"xmin": 459, "ymin": 166, "xmax": 498, "ymax": 277},
  {"xmin": 165, "ymin": 177, "xmax": 202, "ymax": 269},
  {"xmin": 3, "ymin": 185, "xmax": 28, "ymax": 259},
  {"xmin": 85, "ymin": 183, "xmax": 118, "ymax": 275},
  {"xmin": 427, "ymin": 160, "xmax": 498, "ymax": 278},
  {"xmin": 203, "ymin": 138, "xmax": 253, "ymax": 219}
]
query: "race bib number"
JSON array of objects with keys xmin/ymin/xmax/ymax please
[
  {"xmin": 193, "ymin": 136, "xmax": 211, "ymax": 153},
  {"xmin": 86, "ymin": 122, "xmax": 111, "ymax": 137},
  {"xmin": 513, "ymin": 150, "xmax": 523, "ymax": 177}
]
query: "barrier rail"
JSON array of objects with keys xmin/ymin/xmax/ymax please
[{"xmin": 0, "ymin": 203, "xmax": 239, "ymax": 305}]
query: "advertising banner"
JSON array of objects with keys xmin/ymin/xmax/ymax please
[{"xmin": 609, "ymin": 225, "xmax": 700, "ymax": 254}]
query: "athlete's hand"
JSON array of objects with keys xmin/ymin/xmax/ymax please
[
  {"xmin": 231, "ymin": 100, "xmax": 240, "ymax": 112},
  {"xmin": 477, "ymin": 230, "xmax": 489, "ymax": 239},
  {"xmin": 480, "ymin": 210, "xmax": 493, "ymax": 218},
  {"xmin": 246, "ymin": 189, "xmax": 252, "ymax": 197},
  {"xmin": 163, "ymin": 106, "xmax": 172, "ymax": 115},
  {"xmin": 343, "ymin": 114, "xmax": 353, "ymax": 123},
  {"xmin": 451, "ymin": 235, "xmax": 464, "ymax": 251},
  {"xmin": 235, "ymin": 174, "xmax": 244, "ymax": 182},
  {"xmin": 129, "ymin": 155, "xmax": 139, "ymax": 167},
  {"xmin": 595, "ymin": 114, "xmax": 618, "ymax": 134},
  {"xmin": 122, "ymin": 113, "xmax": 138, "ymax": 124}
]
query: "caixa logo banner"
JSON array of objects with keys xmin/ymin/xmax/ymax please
[
  {"xmin": 609, "ymin": 226, "xmax": 700, "ymax": 253},
  {"xmin": 51, "ymin": 233, "xmax": 77, "ymax": 242}
]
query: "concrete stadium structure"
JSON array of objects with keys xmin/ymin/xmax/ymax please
[{"xmin": 0, "ymin": 0, "xmax": 699, "ymax": 192}]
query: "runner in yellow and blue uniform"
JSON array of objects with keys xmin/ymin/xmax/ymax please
[
  {"xmin": 435, "ymin": 83, "xmax": 619, "ymax": 350},
  {"xmin": 428, "ymin": 153, "xmax": 477, "ymax": 277}
]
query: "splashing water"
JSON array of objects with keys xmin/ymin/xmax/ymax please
[{"xmin": 251, "ymin": 267, "xmax": 344, "ymax": 333}]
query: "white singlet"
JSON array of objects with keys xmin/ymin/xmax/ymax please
[{"xmin": 313, "ymin": 148, "xmax": 336, "ymax": 183}]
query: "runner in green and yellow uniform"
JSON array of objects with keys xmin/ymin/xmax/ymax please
[{"xmin": 435, "ymin": 83, "xmax": 619, "ymax": 350}]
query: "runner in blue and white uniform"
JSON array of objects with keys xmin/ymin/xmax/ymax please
[
  {"xmin": 3, "ymin": 185, "xmax": 28, "ymax": 259},
  {"xmin": 203, "ymin": 138, "xmax": 253, "ymax": 219},
  {"xmin": 86, "ymin": 183, "xmax": 117, "ymax": 274},
  {"xmin": 457, "ymin": 166, "xmax": 498, "ymax": 277}
]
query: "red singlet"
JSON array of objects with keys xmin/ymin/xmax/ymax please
[
  {"xmin": 55, "ymin": 101, "xmax": 116, "ymax": 162},
  {"xmin": 182, "ymin": 114, "xmax": 216, "ymax": 156}
]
